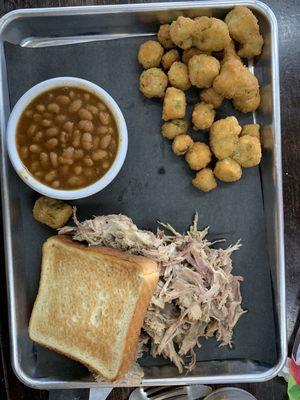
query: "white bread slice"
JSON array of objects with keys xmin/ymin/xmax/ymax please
[{"xmin": 29, "ymin": 235, "xmax": 158, "ymax": 381}]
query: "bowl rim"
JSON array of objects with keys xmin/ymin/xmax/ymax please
[
  {"xmin": 6, "ymin": 76, "xmax": 128, "ymax": 200},
  {"xmin": 204, "ymin": 387, "xmax": 257, "ymax": 400}
]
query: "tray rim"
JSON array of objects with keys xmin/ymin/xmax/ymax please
[{"xmin": 0, "ymin": 0, "xmax": 286, "ymax": 389}]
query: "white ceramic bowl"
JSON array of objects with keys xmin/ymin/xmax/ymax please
[
  {"xmin": 204, "ymin": 388, "xmax": 257, "ymax": 400},
  {"xmin": 6, "ymin": 77, "xmax": 128, "ymax": 200}
]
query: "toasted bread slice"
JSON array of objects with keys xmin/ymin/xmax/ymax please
[{"xmin": 29, "ymin": 235, "xmax": 158, "ymax": 381}]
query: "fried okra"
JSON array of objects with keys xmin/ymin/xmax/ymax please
[
  {"xmin": 213, "ymin": 58, "xmax": 259, "ymax": 99},
  {"xmin": 193, "ymin": 16, "xmax": 231, "ymax": 52},
  {"xmin": 225, "ymin": 6, "xmax": 264, "ymax": 58},
  {"xmin": 214, "ymin": 158, "xmax": 242, "ymax": 182},
  {"xmin": 33, "ymin": 196, "xmax": 72, "ymax": 229},
  {"xmin": 138, "ymin": 40, "xmax": 164, "ymax": 69},
  {"xmin": 161, "ymin": 119, "xmax": 189, "ymax": 139},
  {"xmin": 210, "ymin": 116, "xmax": 241, "ymax": 160},
  {"xmin": 162, "ymin": 49, "xmax": 180, "ymax": 70},
  {"xmin": 189, "ymin": 54, "xmax": 220, "ymax": 89},
  {"xmin": 241, "ymin": 123, "xmax": 260, "ymax": 139},
  {"xmin": 233, "ymin": 90, "xmax": 260, "ymax": 113},
  {"xmin": 213, "ymin": 58, "xmax": 260, "ymax": 113},
  {"xmin": 182, "ymin": 48, "xmax": 207, "ymax": 65},
  {"xmin": 233, "ymin": 135, "xmax": 262, "ymax": 167},
  {"xmin": 168, "ymin": 61, "xmax": 191, "ymax": 91},
  {"xmin": 157, "ymin": 24, "xmax": 175, "ymax": 49},
  {"xmin": 185, "ymin": 142, "xmax": 212, "ymax": 170},
  {"xmin": 156, "ymin": 10, "xmax": 183, "ymax": 25},
  {"xmin": 139, "ymin": 68, "xmax": 168, "ymax": 98},
  {"xmin": 222, "ymin": 40, "xmax": 241, "ymax": 64},
  {"xmin": 200, "ymin": 88, "xmax": 223, "ymax": 109},
  {"xmin": 162, "ymin": 87, "xmax": 186, "ymax": 121},
  {"xmin": 172, "ymin": 134, "xmax": 194, "ymax": 156},
  {"xmin": 192, "ymin": 168, "xmax": 217, "ymax": 192},
  {"xmin": 169, "ymin": 16, "xmax": 195, "ymax": 49},
  {"xmin": 192, "ymin": 102, "xmax": 215, "ymax": 130}
]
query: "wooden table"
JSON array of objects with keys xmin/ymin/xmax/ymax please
[{"xmin": 0, "ymin": 0, "xmax": 299, "ymax": 399}]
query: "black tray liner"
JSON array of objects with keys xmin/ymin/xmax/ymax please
[{"xmin": 4, "ymin": 38, "xmax": 277, "ymax": 377}]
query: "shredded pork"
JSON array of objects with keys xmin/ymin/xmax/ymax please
[{"xmin": 60, "ymin": 211, "xmax": 246, "ymax": 373}]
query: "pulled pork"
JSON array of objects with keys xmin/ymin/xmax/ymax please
[{"xmin": 60, "ymin": 211, "xmax": 246, "ymax": 373}]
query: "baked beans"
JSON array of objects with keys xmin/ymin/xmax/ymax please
[{"xmin": 16, "ymin": 87, "xmax": 119, "ymax": 190}]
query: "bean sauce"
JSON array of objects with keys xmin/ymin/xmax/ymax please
[{"xmin": 16, "ymin": 87, "xmax": 119, "ymax": 190}]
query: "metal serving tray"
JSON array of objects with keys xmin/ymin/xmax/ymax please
[{"xmin": 0, "ymin": 1, "xmax": 286, "ymax": 389}]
